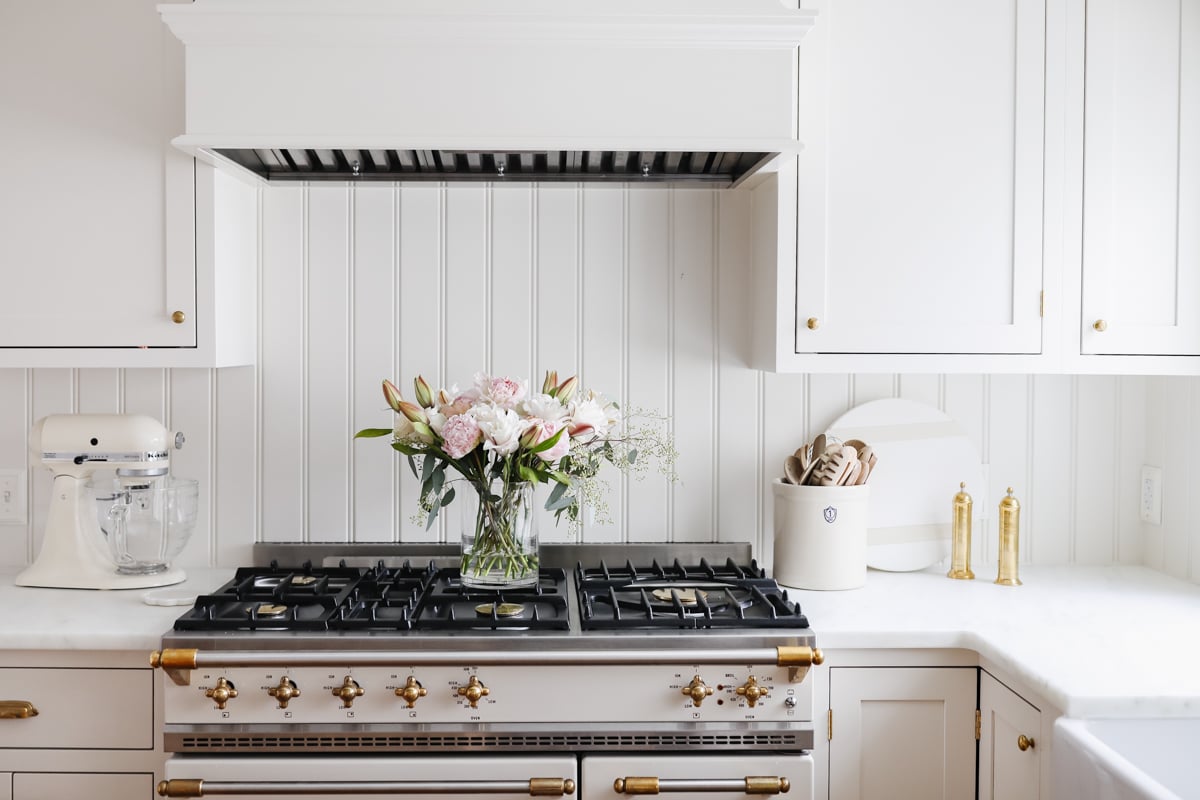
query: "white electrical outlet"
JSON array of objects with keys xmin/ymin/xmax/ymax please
[
  {"xmin": 0, "ymin": 469, "xmax": 26, "ymax": 523},
  {"xmin": 1140, "ymin": 465, "xmax": 1163, "ymax": 525}
]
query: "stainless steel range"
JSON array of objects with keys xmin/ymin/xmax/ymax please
[{"xmin": 152, "ymin": 544, "xmax": 822, "ymax": 800}]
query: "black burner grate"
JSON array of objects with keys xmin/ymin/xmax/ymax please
[
  {"xmin": 575, "ymin": 558, "xmax": 809, "ymax": 630},
  {"xmin": 415, "ymin": 568, "xmax": 571, "ymax": 631}
]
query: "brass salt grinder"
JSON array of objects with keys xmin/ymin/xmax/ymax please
[
  {"xmin": 995, "ymin": 487, "xmax": 1022, "ymax": 586},
  {"xmin": 947, "ymin": 482, "xmax": 974, "ymax": 580}
]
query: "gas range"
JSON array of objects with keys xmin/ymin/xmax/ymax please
[{"xmin": 153, "ymin": 544, "xmax": 821, "ymax": 800}]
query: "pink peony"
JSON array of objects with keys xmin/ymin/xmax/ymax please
[
  {"xmin": 526, "ymin": 419, "xmax": 571, "ymax": 464},
  {"xmin": 488, "ymin": 377, "xmax": 527, "ymax": 408},
  {"xmin": 440, "ymin": 414, "xmax": 482, "ymax": 459}
]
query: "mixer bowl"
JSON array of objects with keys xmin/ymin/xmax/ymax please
[{"xmin": 86, "ymin": 477, "xmax": 198, "ymax": 575}]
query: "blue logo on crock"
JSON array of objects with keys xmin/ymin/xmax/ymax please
[{"xmin": 823, "ymin": 506, "xmax": 838, "ymax": 524}]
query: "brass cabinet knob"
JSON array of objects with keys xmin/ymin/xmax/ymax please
[
  {"xmin": 396, "ymin": 676, "xmax": 428, "ymax": 708},
  {"xmin": 456, "ymin": 675, "xmax": 490, "ymax": 708},
  {"xmin": 267, "ymin": 677, "xmax": 300, "ymax": 709},
  {"xmin": 735, "ymin": 676, "xmax": 769, "ymax": 708},
  {"xmin": 171, "ymin": 310, "xmax": 186, "ymax": 324},
  {"xmin": 1017, "ymin": 734, "xmax": 1036, "ymax": 751},
  {"xmin": 332, "ymin": 676, "xmax": 364, "ymax": 708},
  {"xmin": 456, "ymin": 676, "xmax": 489, "ymax": 705},
  {"xmin": 204, "ymin": 677, "xmax": 238, "ymax": 710},
  {"xmin": 681, "ymin": 675, "xmax": 715, "ymax": 706},
  {"xmin": 806, "ymin": 317, "xmax": 820, "ymax": 330},
  {"xmin": 1093, "ymin": 319, "xmax": 1107, "ymax": 332},
  {"xmin": 0, "ymin": 700, "xmax": 38, "ymax": 719}
]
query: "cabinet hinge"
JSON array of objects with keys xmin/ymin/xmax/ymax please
[
  {"xmin": 1039, "ymin": 291, "xmax": 1045, "ymax": 318},
  {"xmin": 975, "ymin": 709, "xmax": 982, "ymax": 741},
  {"xmin": 827, "ymin": 709, "xmax": 833, "ymax": 741}
]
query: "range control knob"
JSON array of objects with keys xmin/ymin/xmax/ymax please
[
  {"xmin": 396, "ymin": 676, "xmax": 428, "ymax": 708},
  {"xmin": 735, "ymin": 676, "xmax": 769, "ymax": 708},
  {"xmin": 457, "ymin": 675, "xmax": 490, "ymax": 708},
  {"xmin": 268, "ymin": 677, "xmax": 301, "ymax": 709},
  {"xmin": 205, "ymin": 677, "xmax": 238, "ymax": 710},
  {"xmin": 332, "ymin": 676, "xmax": 364, "ymax": 708},
  {"xmin": 681, "ymin": 675, "xmax": 714, "ymax": 707}
]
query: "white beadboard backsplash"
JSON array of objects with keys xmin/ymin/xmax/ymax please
[{"xmin": 0, "ymin": 182, "xmax": 1193, "ymax": 581}]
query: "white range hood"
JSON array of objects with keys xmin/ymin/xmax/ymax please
[{"xmin": 159, "ymin": 0, "xmax": 814, "ymax": 186}]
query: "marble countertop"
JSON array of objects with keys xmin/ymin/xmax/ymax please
[
  {"xmin": 782, "ymin": 563, "xmax": 1200, "ymax": 719},
  {"xmin": 3, "ymin": 563, "xmax": 1198, "ymax": 719}
]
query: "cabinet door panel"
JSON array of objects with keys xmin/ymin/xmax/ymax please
[
  {"xmin": 828, "ymin": 667, "xmax": 976, "ymax": 800},
  {"xmin": 13, "ymin": 772, "xmax": 152, "ymax": 800},
  {"xmin": 1081, "ymin": 0, "xmax": 1200, "ymax": 355},
  {"xmin": 796, "ymin": 0, "xmax": 1046, "ymax": 355},
  {"xmin": 979, "ymin": 671, "xmax": 1041, "ymax": 800},
  {"xmin": 0, "ymin": 773, "xmax": 9, "ymax": 800}
]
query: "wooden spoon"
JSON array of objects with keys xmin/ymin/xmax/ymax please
[{"xmin": 784, "ymin": 455, "xmax": 806, "ymax": 485}]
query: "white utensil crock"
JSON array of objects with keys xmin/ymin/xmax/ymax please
[{"xmin": 772, "ymin": 479, "xmax": 869, "ymax": 590}]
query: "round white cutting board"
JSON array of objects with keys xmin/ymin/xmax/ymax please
[{"xmin": 826, "ymin": 398, "xmax": 983, "ymax": 572}]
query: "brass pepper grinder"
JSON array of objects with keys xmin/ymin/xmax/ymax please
[
  {"xmin": 995, "ymin": 487, "xmax": 1022, "ymax": 586},
  {"xmin": 947, "ymin": 482, "xmax": 974, "ymax": 580}
]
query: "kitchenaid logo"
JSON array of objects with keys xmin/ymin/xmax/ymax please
[{"xmin": 823, "ymin": 506, "xmax": 838, "ymax": 524}]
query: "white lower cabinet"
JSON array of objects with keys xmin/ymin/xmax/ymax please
[
  {"xmin": 0, "ymin": 652, "xmax": 162, "ymax": 800},
  {"xmin": 978, "ymin": 670, "xmax": 1042, "ymax": 800},
  {"xmin": 827, "ymin": 666, "xmax": 977, "ymax": 800},
  {"xmin": 12, "ymin": 773, "xmax": 153, "ymax": 799}
]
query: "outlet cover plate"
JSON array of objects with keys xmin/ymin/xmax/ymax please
[
  {"xmin": 1140, "ymin": 465, "xmax": 1163, "ymax": 525},
  {"xmin": 0, "ymin": 469, "xmax": 26, "ymax": 523}
]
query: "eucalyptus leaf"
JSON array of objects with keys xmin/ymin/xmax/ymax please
[
  {"xmin": 440, "ymin": 487, "xmax": 456, "ymax": 506},
  {"xmin": 546, "ymin": 480, "xmax": 568, "ymax": 508},
  {"xmin": 420, "ymin": 455, "xmax": 435, "ymax": 484},
  {"xmin": 430, "ymin": 468, "xmax": 445, "ymax": 496},
  {"xmin": 547, "ymin": 491, "xmax": 575, "ymax": 511},
  {"xmin": 425, "ymin": 498, "xmax": 442, "ymax": 530},
  {"xmin": 627, "ymin": 448, "xmax": 638, "ymax": 464},
  {"xmin": 406, "ymin": 456, "xmax": 419, "ymax": 480}
]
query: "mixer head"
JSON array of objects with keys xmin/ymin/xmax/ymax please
[{"xmin": 31, "ymin": 414, "xmax": 185, "ymax": 479}]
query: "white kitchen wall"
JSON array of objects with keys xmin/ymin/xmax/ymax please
[{"xmin": 0, "ymin": 182, "xmax": 1172, "ymax": 578}]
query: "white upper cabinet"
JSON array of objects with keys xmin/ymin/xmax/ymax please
[
  {"xmin": 0, "ymin": 0, "xmax": 255, "ymax": 368},
  {"xmin": 755, "ymin": 0, "xmax": 1058, "ymax": 373},
  {"xmin": 1073, "ymin": 0, "xmax": 1200, "ymax": 366}
]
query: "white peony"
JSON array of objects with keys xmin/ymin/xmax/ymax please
[
  {"xmin": 519, "ymin": 392, "xmax": 568, "ymax": 422},
  {"xmin": 568, "ymin": 392, "xmax": 620, "ymax": 439},
  {"xmin": 471, "ymin": 403, "xmax": 529, "ymax": 456}
]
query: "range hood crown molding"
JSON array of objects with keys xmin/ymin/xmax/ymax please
[{"xmin": 160, "ymin": 0, "xmax": 815, "ymax": 186}]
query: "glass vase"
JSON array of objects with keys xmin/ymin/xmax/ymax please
[{"xmin": 459, "ymin": 480, "xmax": 539, "ymax": 590}]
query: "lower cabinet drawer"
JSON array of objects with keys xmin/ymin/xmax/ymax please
[
  {"xmin": 0, "ymin": 668, "xmax": 152, "ymax": 749},
  {"xmin": 13, "ymin": 772, "xmax": 153, "ymax": 799}
]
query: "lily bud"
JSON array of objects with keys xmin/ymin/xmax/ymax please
[
  {"xmin": 555, "ymin": 375, "xmax": 579, "ymax": 404},
  {"xmin": 542, "ymin": 370, "xmax": 558, "ymax": 395},
  {"xmin": 398, "ymin": 399, "xmax": 429, "ymax": 425},
  {"xmin": 519, "ymin": 424, "xmax": 542, "ymax": 450},
  {"xmin": 413, "ymin": 375, "xmax": 434, "ymax": 408},
  {"xmin": 382, "ymin": 379, "xmax": 404, "ymax": 412}
]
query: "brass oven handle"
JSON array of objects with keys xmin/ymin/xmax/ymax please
[
  {"xmin": 614, "ymin": 776, "xmax": 791, "ymax": 795},
  {"xmin": 0, "ymin": 701, "xmax": 39, "ymax": 719},
  {"xmin": 150, "ymin": 647, "xmax": 821, "ymax": 686},
  {"xmin": 157, "ymin": 777, "xmax": 575, "ymax": 797}
]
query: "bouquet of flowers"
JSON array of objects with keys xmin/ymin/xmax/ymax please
[{"xmin": 356, "ymin": 370, "xmax": 676, "ymax": 588}]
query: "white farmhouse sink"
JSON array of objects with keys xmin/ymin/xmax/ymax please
[{"xmin": 1054, "ymin": 717, "xmax": 1200, "ymax": 799}]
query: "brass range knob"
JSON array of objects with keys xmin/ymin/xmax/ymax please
[
  {"xmin": 682, "ymin": 675, "xmax": 714, "ymax": 706},
  {"xmin": 457, "ymin": 675, "xmax": 490, "ymax": 708},
  {"xmin": 1018, "ymin": 734, "xmax": 1036, "ymax": 751},
  {"xmin": 332, "ymin": 676, "xmax": 364, "ymax": 708},
  {"xmin": 396, "ymin": 676, "xmax": 428, "ymax": 708},
  {"xmin": 205, "ymin": 677, "xmax": 237, "ymax": 710},
  {"xmin": 267, "ymin": 677, "xmax": 300, "ymax": 709},
  {"xmin": 735, "ymin": 676, "xmax": 769, "ymax": 708}
]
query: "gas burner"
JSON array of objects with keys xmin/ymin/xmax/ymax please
[
  {"xmin": 251, "ymin": 603, "xmax": 289, "ymax": 617},
  {"xmin": 416, "ymin": 568, "xmax": 570, "ymax": 631},
  {"xmin": 650, "ymin": 587, "xmax": 708, "ymax": 605},
  {"xmin": 474, "ymin": 602, "xmax": 526, "ymax": 618}
]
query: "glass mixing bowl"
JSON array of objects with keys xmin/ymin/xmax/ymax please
[{"xmin": 86, "ymin": 476, "xmax": 199, "ymax": 575}]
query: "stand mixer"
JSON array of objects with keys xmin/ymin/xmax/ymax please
[{"xmin": 15, "ymin": 414, "xmax": 190, "ymax": 590}]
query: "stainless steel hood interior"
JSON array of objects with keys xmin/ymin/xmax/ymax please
[
  {"xmin": 160, "ymin": 1, "xmax": 814, "ymax": 187},
  {"xmin": 215, "ymin": 148, "xmax": 778, "ymax": 186}
]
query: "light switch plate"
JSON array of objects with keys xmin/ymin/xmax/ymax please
[{"xmin": 0, "ymin": 469, "xmax": 26, "ymax": 523}]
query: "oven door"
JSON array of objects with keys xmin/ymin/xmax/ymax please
[
  {"xmin": 580, "ymin": 754, "xmax": 812, "ymax": 800},
  {"xmin": 158, "ymin": 756, "xmax": 578, "ymax": 799}
]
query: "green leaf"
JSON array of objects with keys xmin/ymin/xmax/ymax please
[
  {"xmin": 420, "ymin": 455, "xmax": 435, "ymax": 484},
  {"xmin": 527, "ymin": 426, "xmax": 565, "ymax": 455},
  {"xmin": 518, "ymin": 464, "xmax": 540, "ymax": 483},
  {"xmin": 430, "ymin": 468, "xmax": 445, "ymax": 496},
  {"xmin": 392, "ymin": 442, "xmax": 423, "ymax": 456},
  {"xmin": 550, "ymin": 471, "xmax": 571, "ymax": 485},
  {"xmin": 546, "ymin": 489, "xmax": 575, "ymax": 511},
  {"xmin": 406, "ymin": 456, "xmax": 419, "ymax": 480},
  {"xmin": 425, "ymin": 498, "xmax": 442, "ymax": 530},
  {"xmin": 440, "ymin": 487, "xmax": 456, "ymax": 506},
  {"xmin": 627, "ymin": 448, "xmax": 638, "ymax": 464},
  {"xmin": 546, "ymin": 480, "xmax": 568, "ymax": 509},
  {"xmin": 355, "ymin": 428, "xmax": 394, "ymax": 439}
]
